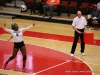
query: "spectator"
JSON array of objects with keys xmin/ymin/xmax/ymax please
[
  {"xmin": 43, "ymin": 0, "xmax": 60, "ymax": 19},
  {"xmin": 87, "ymin": 4, "xmax": 100, "ymax": 30},
  {"xmin": 97, "ymin": 2, "xmax": 100, "ymax": 12},
  {"xmin": 30, "ymin": 0, "xmax": 43, "ymax": 15}
]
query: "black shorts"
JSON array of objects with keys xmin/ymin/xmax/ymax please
[
  {"xmin": 77, "ymin": 29, "xmax": 84, "ymax": 32},
  {"xmin": 14, "ymin": 41, "xmax": 25, "ymax": 48}
]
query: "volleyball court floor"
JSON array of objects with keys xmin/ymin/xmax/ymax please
[{"xmin": 0, "ymin": 18, "xmax": 100, "ymax": 75}]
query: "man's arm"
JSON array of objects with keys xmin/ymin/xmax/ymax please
[{"xmin": 3, "ymin": 23, "xmax": 12, "ymax": 33}]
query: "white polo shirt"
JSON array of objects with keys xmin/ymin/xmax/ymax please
[
  {"xmin": 4, "ymin": 25, "xmax": 33, "ymax": 42},
  {"xmin": 72, "ymin": 16, "xmax": 87, "ymax": 29}
]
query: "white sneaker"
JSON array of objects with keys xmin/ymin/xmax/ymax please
[
  {"xmin": 91, "ymin": 27, "xmax": 94, "ymax": 30},
  {"xmin": 81, "ymin": 53, "xmax": 85, "ymax": 56},
  {"xmin": 70, "ymin": 53, "xmax": 74, "ymax": 56},
  {"xmin": 89, "ymin": 27, "xmax": 92, "ymax": 30}
]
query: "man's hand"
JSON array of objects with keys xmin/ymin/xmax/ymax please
[
  {"xmin": 77, "ymin": 31, "xmax": 83, "ymax": 34},
  {"xmin": 72, "ymin": 26, "xmax": 83, "ymax": 34}
]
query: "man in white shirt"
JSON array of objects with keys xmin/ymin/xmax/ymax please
[
  {"xmin": 97, "ymin": 2, "xmax": 100, "ymax": 12},
  {"xmin": 70, "ymin": 11, "xmax": 87, "ymax": 56}
]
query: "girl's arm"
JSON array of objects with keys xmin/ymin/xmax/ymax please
[
  {"xmin": 3, "ymin": 23, "xmax": 12, "ymax": 33},
  {"xmin": 21, "ymin": 23, "xmax": 35, "ymax": 32}
]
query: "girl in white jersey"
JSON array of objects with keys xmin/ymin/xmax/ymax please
[{"xmin": 2, "ymin": 23, "xmax": 35, "ymax": 72}]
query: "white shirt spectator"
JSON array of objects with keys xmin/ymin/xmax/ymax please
[
  {"xmin": 4, "ymin": 25, "xmax": 33, "ymax": 42},
  {"xmin": 97, "ymin": 2, "xmax": 100, "ymax": 10},
  {"xmin": 72, "ymin": 16, "xmax": 87, "ymax": 29}
]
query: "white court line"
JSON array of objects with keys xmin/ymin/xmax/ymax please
[
  {"xmin": 88, "ymin": 63, "xmax": 100, "ymax": 66},
  {"xmin": 65, "ymin": 59, "xmax": 84, "ymax": 63},
  {"xmin": 31, "ymin": 60, "xmax": 71, "ymax": 75},
  {"xmin": 31, "ymin": 60, "xmax": 95, "ymax": 75}
]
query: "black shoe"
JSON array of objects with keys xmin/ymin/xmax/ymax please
[
  {"xmin": 39, "ymin": 13, "xmax": 41, "ymax": 16},
  {"xmin": 49, "ymin": 15, "xmax": 52, "ymax": 19},
  {"xmin": 33, "ymin": 10, "xmax": 35, "ymax": 14},
  {"xmin": 45, "ymin": 13, "xmax": 48, "ymax": 16},
  {"xmin": 30, "ymin": 13, "xmax": 32, "ymax": 15},
  {"xmin": 67, "ymin": 13, "xmax": 70, "ymax": 17},
  {"xmin": 43, "ymin": 15, "xmax": 45, "ymax": 17},
  {"xmin": 43, "ymin": 13, "xmax": 48, "ymax": 17}
]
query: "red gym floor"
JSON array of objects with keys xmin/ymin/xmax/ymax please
[
  {"xmin": 0, "ymin": 27, "xmax": 99, "ymax": 75},
  {"xmin": 0, "ymin": 40, "xmax": 92, "ymax": 75}
]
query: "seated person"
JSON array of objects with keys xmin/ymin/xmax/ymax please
[
  {"xmin": 97, "ymin": 2, "xmax": 100, "ymax": 12},
  {"xmin": 43, "ymin": 0, "xmax": 60, "ymax": 19},
  {"xmin": 30, "ymin": 0, "xmax": 43, "ymax": 15},
  {"xmin": 0, "ymin": 0, "xmax": 4, "ymax": 6},
  {"xmin": 88, "ymin": 4, "xmax": 100, "ymax": 30}
]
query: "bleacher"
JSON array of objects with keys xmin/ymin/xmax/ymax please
[{"xmin": 0, "ymin": 0, "xmax": 99, "ymax": 24}]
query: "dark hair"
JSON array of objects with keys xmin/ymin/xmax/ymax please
[{"xmin": 11, "ymin": 23, "xmax": 15, "ymax": 30}]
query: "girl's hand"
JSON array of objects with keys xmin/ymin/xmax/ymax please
[
  {"xmin": 4, "ymin": 23, "xmax": 6, "ymax": 27},
  {"xmin": 33, "ymin": 23, "xmax": 35, "ymax": 26}
]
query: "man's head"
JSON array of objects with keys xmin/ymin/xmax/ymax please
[{"xmin": 77, "ymin": 11, "xmax": 82, "ymax": 18}]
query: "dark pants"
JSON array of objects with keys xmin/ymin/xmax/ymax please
[
  {"xmin": 0, "ymin": 0, "xmax": 6, "ymax": 6},
  {"xmin": 43, "ymin": 5, "xmax": 56, "ymax": 16},
  {"xmin": 30, "ymin": 2, "xmax": 43, "ymax": 14},
  {"xmin": 70, "ymin": 29, "xmax": 85, "ymax": 54},
  {"xmin": 88, "ymin": 18, "xmax": 100, "ymax": 28},
  {"xmin": 0, "ymin": 0, "xmax": 3, "ymax": 6}
]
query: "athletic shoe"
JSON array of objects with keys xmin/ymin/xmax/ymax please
[
  {"xmin": 22, "ymin": 67, "xmax": 29, "ymax": 73},
  {"xmin": 2, "ymin": 61, "xmax": 7, "ymax": 69},
  {"xmin": 70, "ymin": 53, "xmax": 74, "ymax": 56},
  {"xmin": 49, "ymin": 15, "xmax": 52, "ymax": 19},
  {"xmin": 30, "ymin": 13, "xmax": 32, "ymax": 15},
  {"xmin": 89, "ymin": 27, "xmax": 94, "ymax": 30},
  {"xmin": 91, "ymin": 27, "xmax": 94, "ymax": 30},
  {"xmin": 81, "ymin": 53, "xmax": 85, "ymax": 56},
  {"xmin": 89, "ymin": 27, "xmax": 92, "ymax": 30}
]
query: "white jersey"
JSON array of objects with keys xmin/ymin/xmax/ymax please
[
  {"xmin": 72, "ymin": 16, "xmax": 87, "ymax": 29},
  {"xmin": 4, "ymin": 25, "xmax": 33, "ymax": 42}
]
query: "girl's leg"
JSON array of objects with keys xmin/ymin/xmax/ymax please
[
  {"xmin": 20, "ymin": 46, "xmax": 27, "ymax": 68},
  {"xmin": 2, "ymin": 48, "xmax": 19, "ymax": 69}
]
